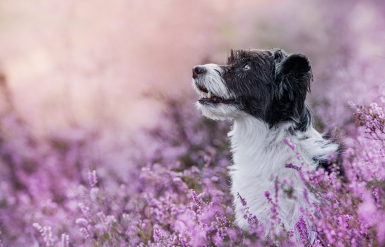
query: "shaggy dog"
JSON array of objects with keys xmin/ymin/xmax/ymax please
[{"xmin": 191, "ymin": 49, "xmax": 338, "ymax": 242}]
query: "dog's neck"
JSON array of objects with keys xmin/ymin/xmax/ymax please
[
  {"xmin": 228, "ymin": 113, "xmax": 337, "ymax": 236},
  {"xmin": 229, "ymin": 114, "xmax": 315, "ymax": 173}
]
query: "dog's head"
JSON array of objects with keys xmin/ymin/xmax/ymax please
[{"xmin": 192, "ymin": 49, "xmax": 313, "ymax": 130}]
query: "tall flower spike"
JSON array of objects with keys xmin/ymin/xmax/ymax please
[
  {"xmin": 43, "ymin": 226, "xmax": 53, "ymax": 246},
  {"xmin": 237, "ymin": 193, "xmax": 258, "ymax": 228},
  {"xmin": 33, "ymin": 223, "xmax": 49, "ymax": 246},
  {"xmin": 61, "ymin": 233, "xmax": 69, "ymax": 247},
  {"xmin": 191, "ymin": 189, "xmax": 201, "ymax": 210},
  {"xmin": 295, "ymin": 216, "xmax": 309, "ymax": 245},
  {"xmin": 285, "ymin": 163, "xmax": 301, "ymax": 171},
  {"xmin": 78, "ymin": 202, "xmax": 92, "ymax": 222},
  {"xmin": 32, "ymin": 223, "xmax": 54, "ymax": 246},
  {"xmin": 237, "ymin": 192, "xmax": 247, "ymax": 207},
  {"xmin": 88, "ymin": 170, "xmax": 98, "ymax": 188},
  {"xmin": 283, "ymin": 138, "xmax": 302, "ymax": 160},
  {"xmin": 80, "ymin": 227, "xmax": 93, "ymax": 244}
]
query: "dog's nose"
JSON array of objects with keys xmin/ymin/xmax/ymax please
[{"xmin": 192, "ymin": 66, "xmax": 206, "ymax": 79}]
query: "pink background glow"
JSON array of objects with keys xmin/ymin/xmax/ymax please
[{"xmin": 0, "ymin": 0, "xmax": 274, "ymax": 135}]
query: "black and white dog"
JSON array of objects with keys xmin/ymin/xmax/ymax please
[{"xmin": 192, "ymin": 49, "xmax": 338, "ymax": 241}]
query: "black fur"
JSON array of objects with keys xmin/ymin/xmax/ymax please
[
  {"xmin": 194, "ymin": 48, "xmax": 344, "ymax": 178},
  {"xmin": 221, "ymin": 49, "xmax": 313, "ymax": 131}
]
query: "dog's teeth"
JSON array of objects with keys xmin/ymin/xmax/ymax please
[{"xmin": 208, "ymin": 92, "xmax": 212, "ymax": 98}]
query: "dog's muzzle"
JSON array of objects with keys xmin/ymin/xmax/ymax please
[
  {"xmin": 192, "ymin": 66, "xmax": 206, "ymax": 79},
  {"xmin": 193, "ymin": 79, "xmax": 236, "ymax": 105}
]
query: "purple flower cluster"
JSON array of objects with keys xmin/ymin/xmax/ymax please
[
  {"xmin": 295, "ymin": 216, "xmax": 309, "ymax": 246},
  {"xmin": 237, "ymin": 193, "xmax": 258, "ymax": 227},
  {"xmin": 283, "ymin": 138, "xmax": 302, "ymax": 160},
  {"xmin": 285, "ymin": 163, "xmax": 301, "ymax": 171}
]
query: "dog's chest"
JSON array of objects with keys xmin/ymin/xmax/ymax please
[{"xmin": 227, "ymin": 116, "xmax": 336, "ymax": 232}]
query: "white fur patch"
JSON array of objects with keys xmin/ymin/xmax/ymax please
[
  {"xmin": 194, "ymin": 101, "xmax": 239, "ymax": 121},
  {"xmin": 229, "ymin": 113, "xmax": 338, "ymax": 242},
  {"xmin": 192, "ymin": 64, "xmax": 241, "ymax": 120},
  {"xmin": 192, "ymin": 64, "xmax": 234, "ymax": 99}
]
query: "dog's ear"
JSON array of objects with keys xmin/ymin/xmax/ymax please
[
  {"xmin": 274, "ymin": 52, "xmax": 312, "ymax": 100},
  {"xmin": 273, "ymin": 49, "xmax": 286, "ymax": 64}
]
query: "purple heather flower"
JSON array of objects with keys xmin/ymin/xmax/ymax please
[
  {"xmin": 264, "ymin": 191, "xmax": 272, "ymax": 204},
  {"xmin": 153, "ymin": 228, "xmax": 162, "ymax": 242},
  {"xmin": 285, "ymin": 163, "xmax": 301, "ymax": 171},
  {"xmin": 78, "ymin": 202, "xmax": 92, "ymax": 222},
  {"xmin": 80, "ymin": 227, "xmax": 93, "ymax": 244},
  {"xmin": 88, "ymin": 170, "xmax": 98, "ymax": 188},
  {"xmin": 75, "ymin": 218, "xmax": 89, "ymax": 226},
  {"xmin": 61, "ymin": 234, "xmax": 69, "ymax": 247},
  {"xmin": 237, "ymin": 193, "xmax": 247, "ymax": 207},
  {"xmin": 295, "ymin": 216, "xmax": 308, "ymax": 245},
  {"xmin": 373, "ymin": 187, "xmax": 382, "ymax": 209},
  {"xmin": 32, "ymin": 223, "xmax": 54, "ymax": 246},
  {"xmin": 283, "ymin": 138, "xmax": 302, "ymax": 160},
  {"xmin": 191, "ymin": 189, "xmax": 201, "ymax": 209}
]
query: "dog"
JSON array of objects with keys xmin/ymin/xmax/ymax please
[{"xmin": 191, "ymin": 49, "xmax": 338, "ymax": 242}]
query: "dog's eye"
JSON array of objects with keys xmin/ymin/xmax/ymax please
[{"xmin": 243, "ymin": 65, "xmax": 250, "ymax": 70}]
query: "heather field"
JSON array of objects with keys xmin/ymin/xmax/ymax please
[{"xmin": 1, "ymin": 0, "xmax": 385, "ymax": 246}]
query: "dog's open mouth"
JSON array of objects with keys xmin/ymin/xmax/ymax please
[{"xmin": 196, "ymin": 84, "xmax": 236, "ymax": 105}]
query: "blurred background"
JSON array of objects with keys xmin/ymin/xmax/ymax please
[
  {"xmin": 0, "ymin": 0, "xmax": 384, "ymax": 135},
  {"xmin": 0, "ymin": 0, "xmax": 275, "ymax": 135},
  {"xmin": 0, "ymin": 0, "xmax": 385, "ymax": 245}
]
